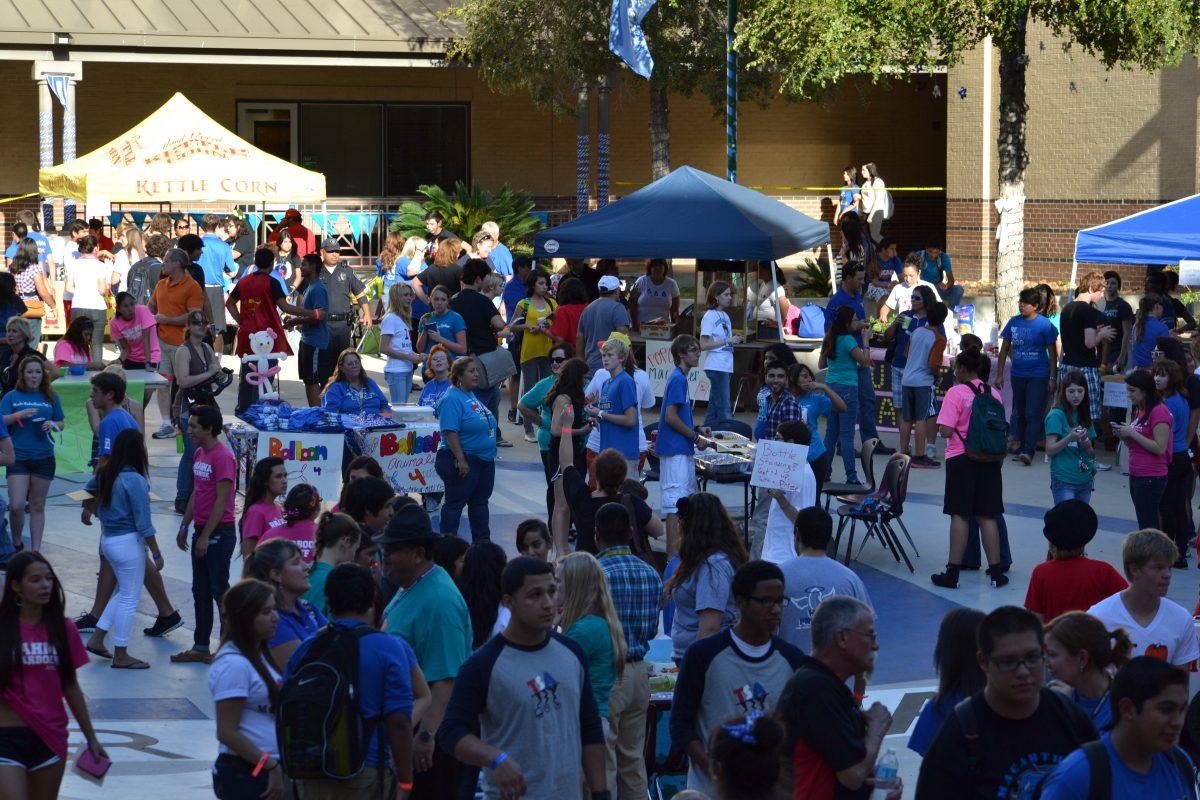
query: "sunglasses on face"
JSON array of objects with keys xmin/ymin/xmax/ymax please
[
  {"xmin": 549, "ymin": 357, "xmax": 567, "ymax": 365},
  {"xmin": 175, "ymin": 223, "xmax": 189, "ymax": 230}
]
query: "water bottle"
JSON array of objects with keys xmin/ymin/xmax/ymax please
[{"xmin": 870, "ymin": 748, "xmax": 898, "ymax": 800}]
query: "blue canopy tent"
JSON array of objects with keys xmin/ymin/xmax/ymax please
[
  {"xmin": 1071, "ymin": 193, "xmax": 1200, "ymax": 286},
  {"xmin": 533, "ymin": 166, "xmax": 829, "ymax": 260}
]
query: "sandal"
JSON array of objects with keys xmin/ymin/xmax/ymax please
[
  {"xmin": 170, "ymin": 649, "xmax": 213, "ymax": 664},
  {"xmin": 86, "ymin": 645, "xmax": 113, "ymax": 660},
  {"xmin": 111, "ymin": 658, "xmax": 151, "ymax": 670}
]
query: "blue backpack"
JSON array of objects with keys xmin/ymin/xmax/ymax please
[{"xmin": 796, "ymin": 302, "xmax": 826, "ymax": 339}]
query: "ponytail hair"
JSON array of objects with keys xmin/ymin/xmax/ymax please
[
  {"xmin": 1045, "ymin": 611, "xmax": 1134, "ymax": 674},
  {"xmin": 706, "ymin": 711, "xmax": 785, "ymax": 800},
  {"xmin": 283, "ymin": 483, "xmax": 321, "ymax": 524},
  {"xmin": 312, "ymin": 511, "xmax": 363, "ymax": 563}
]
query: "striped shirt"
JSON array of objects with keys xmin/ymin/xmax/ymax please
[{"xmin": 598, "ymin": 546, "xmax": 663, "ymax": 662}]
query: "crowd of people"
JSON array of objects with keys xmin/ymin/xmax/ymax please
[{"xmin": 4, "ymin": 203, "xmax": 1200, "ymax": 800}]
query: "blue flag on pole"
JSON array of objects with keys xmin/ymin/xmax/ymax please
[{"xmin": 609, "ymin": 0, "xmax": 657, "ymax": 79}]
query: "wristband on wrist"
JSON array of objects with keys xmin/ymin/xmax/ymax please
[{"xmin": 489, "ymin": 751, "xmax": 508, "ymax": 771}]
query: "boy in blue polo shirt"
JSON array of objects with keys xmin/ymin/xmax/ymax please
[{"xmin": 657, "ymin": 335, "xmax": 709, "ymax": 549}]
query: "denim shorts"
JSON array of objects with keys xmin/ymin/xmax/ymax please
[
  {"xmin": 0, "ymin": 726, "xmax": 59, "ymax": 771},
  {"xmin": 8, "ymin": 457, "xmax": 56, "ymax": 480}
]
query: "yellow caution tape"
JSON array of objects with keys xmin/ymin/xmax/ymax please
[{"xmin": 0, "ymin": 192, "xmax": 40, "ymax": 204}]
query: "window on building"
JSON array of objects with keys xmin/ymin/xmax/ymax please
[{"xmin": 385, "ymin": 105, "xmax": 470, "ymax": 195}]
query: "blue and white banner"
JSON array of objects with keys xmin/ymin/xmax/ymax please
[
  {"xmin": 46, "ymin": 74, "xmax": 71, "ymax": 108},
  {"xmin": 609, "ymin": 0, "xmax": 657, "ymax": 79}
]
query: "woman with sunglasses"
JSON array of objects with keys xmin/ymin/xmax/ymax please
[{"xmin": 517, "ymin": 342, "xmax": 575, "ymax": 515}]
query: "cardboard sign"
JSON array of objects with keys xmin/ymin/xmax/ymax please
[
  {"xmin": 1103, "ymin": 377, "xmax": 1129, "ymax": 409},
  {"xmin": 750, "ymin": 439, "xmax": 811, "ymax": 492},
  {"xmin": 256, "ymin": 432, "xmax": 343, "ymax": 502},
  {"xmin": 645, "ymin": 338, "xmax": 711, "ymax": 400},
  {"xmin": 362, "ymin": 426, "xmax": 444, "ymax": 495}
]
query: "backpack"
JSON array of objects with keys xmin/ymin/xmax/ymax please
[
  {"xmin": 1041, "ymin": 740, "xmax": 1198, "ymax": 800},
  {"xmin": 959, "ymin": 381, "xmax": 1009, "ymax": 462},
  {"xmin": 277, "ymin": 624, "xmax": 386, "ymax": 781},
  {"xmin": 881, "ymin": 186, "xmax": 895, "ymax": 219},
  {"xmin": 796, "ymin": 302, "xmax": 826, "ymax": 339},
  {"xmin": 956, "ymin": 690, "xmax": 1094, "ymax": 796}
]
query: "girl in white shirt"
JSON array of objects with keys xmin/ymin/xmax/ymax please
[
  {"xmin": 859, "ymin": 162, "xmax": 888, "ymax": 244},
  {"xmin": 380, "ymin": 282, "xmax": 423, "ymax": 404},
  {"xmin": 208, "ymin": 579, "xmax": 284, "ymax": 800},
  {"xmin": 700, "ymin": 280, "xmax": 744, "ymax": 425},
  {"xmin": 109, "ymin": 227, "xmax": 144, "ymax": 294}
]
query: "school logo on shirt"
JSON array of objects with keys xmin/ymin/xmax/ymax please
[
  {"xmin": 526, "ymin": 672, "xmax": 561, "ymax": 718},
  {"xmin": 22, "ymin": 641, "xmax": 59, "ymax": 667},
  {"xmin": 732, "ymin": 682, "xmax": 769, "ymax": 713}
]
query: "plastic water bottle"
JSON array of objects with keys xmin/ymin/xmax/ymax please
[{"xmin": 870, "ymin": 748, "xmax": 898, "ymax": 800}]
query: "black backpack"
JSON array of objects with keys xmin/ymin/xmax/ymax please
[{"xmin": 277, "ymin": 624, "xmax": 386, "ymax": 781}]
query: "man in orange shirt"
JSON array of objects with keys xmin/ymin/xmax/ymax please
[{"xmin": 148, "ymin": 248, "xmax": 205, "ymax": 439}]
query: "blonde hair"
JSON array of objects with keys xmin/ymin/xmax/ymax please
[
  {"xmin": 400, "ymin": 236, "xmax": 426, "ymax": 262},
  {"xmin": 5, "ymin": 316, "xmax": 33, "ymax": 342},
  {"xmin": 1122, "ymin": 529, "xmax": 1178, "ymax": 578},
  {"xmin": 103, "ymin": 363, "xmax": 128, "ymax": 383},
  {"xmin": 482, "ymin": 273, "xmax": 504, "ymax": 296},
  {"xmin": 433, "ymin": 238, "xmax": 463, "ymax": 268},
  {"xmin": 122, "ymin": 226, "xmax": 145, "ymax": 261},
  {"xmin": 601, "ymin": 336, "xmax": 635, "ymax": 375},
  {"xmin": 481, "ymin": 221, "xmax": 500, "ymax": 239},
  {"xmin": 558, "ymin": 552, "xmax": 627, "ymax": 678},
  {"xmin": 386, "ymin": 281, "xmax": 413, "ymax": 327}
]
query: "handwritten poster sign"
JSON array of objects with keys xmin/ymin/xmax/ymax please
[
  {"xmin": 750, "ymin": 439, "xmax": 811, "ymax": 492},
  {"xmin": 645, "ymin": 339, "xmax": 711, "ymax": 400},
  {"xmin": 362, "ymin": 426, "xmax": 444, "ymax": 495},
  {"xmin": 257, "ymin": 432, "xmax": 344, "ymax": 502},
  {"xmin": 1102, "ymin": 376, "xmax": 1128, "ymax": 409}
]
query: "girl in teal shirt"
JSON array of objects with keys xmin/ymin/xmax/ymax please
[
  {"xmin": 559, "ymin": 551, "xmax": 627, "ymax": 720},
  {"xmin": 1043, "ymin": 371, "xmax": 1097, "ymax": 505},
  {"xmin": 819, "ymin": 306, "xmax": 871, "ymax": 484}
]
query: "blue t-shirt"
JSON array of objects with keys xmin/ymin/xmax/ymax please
[
  {"xmin": 1038, "ymin": 734, "xmax": 1193, "ymax": 800},
  {"xmin": 826, "ymin": 288, "xmax": 867, "ymax": 347},
  {"xmin": 322, "ymin": 380, "xmax": 389, "ymax": 415},
  {"xmin": 839, "ymin": 185, "xmax": 860, "ymax": 215},
  {"xmin": 599, "ymin": 371, "xmax": 640, "ymax": 459},
  {"xmin": 438, "ymin": 387, "xmax": 497, "ymax": 460},
  {"xmin": 920, "ymin": 251, "xmax": 952, "ymax": 284},
  {"xmin": 1132, "ymin": 317, "xmax": 1170, "ymax": 368},
  {"xmin": 0, "ymin": 390, "xmax": 64, "ymax": 461},
  {"xmin": 300, "ymin": 281, "xmax": 330, "ymax": 349},
  {"xmin": 501, "ymin": 275, "xmax": 527, "ymax": 324},
  {"xmin": 656, "ymin": 367, "xmax": 694, "ymax": 457},
  {"xmin": 1165, "ymin": 393, "xmax": 1190, "ymax": 453},
  {"xmin": 488, "ymin": 242, "xmax": 514, "ymax": 277},
  {"xmin": 5, "ymin": 231, "xmax": 51, "ymax": 266},
  {"xmin": 1070, "ymin": 688, "xmax": 1113, "ymax": 734},
  {"xmin": 892, "ymin": 313, "xmax": 929, "ymax": 369},
  {"xmin": 97, "ymin": 407, "xmax": 139, "ymax": 457},
  {"xmin": 419, "ymin": 378, "xmax": 452, "ymax": 414},
  {"xmin": 795, "ymin": 391, "xmax": 832, "ymax": 463},
  {"xmin": 269, "ymin": 599, "xmax": 327, "ymax": 650},
  {"xmin": 1001, "ymin": 314, "xmax": 1058, "ymax": 378},
  {"xmin": 286, "ymin": 620, "xmax": 416, "ymax": 768},
  {"xmin": 198, "ymin": 234, "xmax": 236, "ymax": 287},
  {"xmin": 907, "ymin": 692, "xmax": 962, "ymax": 757},
  {"xmin": 420, "ymin": 311, "xmax": 467, "ymax": 354}
]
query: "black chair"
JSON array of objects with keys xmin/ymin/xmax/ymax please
[
  {"xmin": 832, "ymin": 454, "xmax": 915, "ymax": 572},
  {"xmin": 821, "ymin": 437, "xmax": 879, "ymax": 512},
  {"xmin": 643, "ymin": 422, "xmax": 660, "ymax": 484}
]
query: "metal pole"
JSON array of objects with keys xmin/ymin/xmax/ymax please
[{"xmin": 726, "ymin": 0, "xmax": 738, "ymax": 183}]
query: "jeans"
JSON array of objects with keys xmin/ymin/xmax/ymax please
[
  {"xmin": 386, "ymin": 371, "xmax": 413, "ymax": 405},
  {"xmin": 1161, "ymin": 452, "xmax": 1192, "ymax": 555},
  {"xmin": 1010, "ymin": 376, "xmax": 1050, "ymax": 457},
  {"xmin": 473, "ymin": 385, "xmax": 502, "ymax": 440},
  {"xmin": 856, "ymin": 366, "xmax": 879, "ymax": 441},
  {"xmin": 434, "ymin": 450, "xmax": 496, "ymax": 541},
  {"xmin": 236, "ymin": 358, "xmax": 278, "ymax": 414},
  {"xmin": 962, "ymin": 515, "xmax": 1012, "ymax": 569},
  {"xmin": 98, "ymin": 533, "xmax": 146, "ymax": 647},
  {"xmin": 1129, "ymin": 475, "xmax": 1167, "ymax": 531},
  {"xmin": 824, "ymin": 383, "xmax": 860, "ymax": 483},
  {"xmin": 704, "ymin": 369, "xmax": 732, "ymax": 425},
  {"xmin": 176, "ymin": 409, "xmax": 195, "ymax": 507},
  {"xmin": 1050, "ymin": 479, "xmax": 1094, "ymax": 505},
  {"xmin": 191, "ymin": 523, "xmax": 235, "ymax": 650},
  {"xmin": 942, "ymin": 284, "xmax": 965, "ymax": 310}
]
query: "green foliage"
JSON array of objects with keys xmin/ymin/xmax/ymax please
[
  {"xmin": 392, "ymin": 182, "xmax": 544, "ymax": 254},
  {"xmin": 792, "ymin": 257, "xmax": 833, "ymax": 297}
]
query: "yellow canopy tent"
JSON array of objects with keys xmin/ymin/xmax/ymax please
[{"xmin": 39, "ymin": 92, "xmax": 325, "ymax": 204}]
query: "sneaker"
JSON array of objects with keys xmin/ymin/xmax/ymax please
[
  {"xmin": 1094, "ymin": 462, "xmax": 1113, "ymax": 472},
  {"xmin": 143, "ymin": 610, "xmax": 183, "ymax": 638},
  {"xmin": 74, "ymin": 612, "xmax": 99, "ymax": 632},
  {"xmin": 523, "ymin": 432, "xmax": 537, "ymax": 444},
  {"xmin": 911, "ymin": 456, "xmax": 941, "ymax": 469},
  {"xmin": 1016, "ymin": 453, "xmax": 1032, "ymax": 466},
  {"xmin": 874, "ymin": 444, "xmax": 896, "ymax": 456},
  {"xmin": 152, "ymin": 423, "xmax": 177, "ymax": 440}
]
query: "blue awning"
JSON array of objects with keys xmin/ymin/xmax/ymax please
[
  {"xmin": 1074, "ymin": 193, "xmax": 1200, "ymax": 265},
  {"xmin": 533, "ymin": 166, "xmax": 830, "ymax": 260}
]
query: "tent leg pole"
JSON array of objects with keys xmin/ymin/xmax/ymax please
[
  {"xmin": 827, "ymin": 244, "xmax": 836, "ymax": 296},
  {"xmin": 771, "ymin": 260, "xmax": 783, "ymax": 336},
  {"xmin": 1069, "ymin": 258, "xmax": 1078, "ymax": 294}
]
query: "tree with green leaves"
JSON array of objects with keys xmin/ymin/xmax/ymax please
[
  {"xmin": 736, "ymin": 0, "xmax": 1200, "ymax": 317},
  {"xmin": 444, "ymin": 0, "xmax": 772, "ymax": 182}
]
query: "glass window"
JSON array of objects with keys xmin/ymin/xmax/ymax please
[
  {"xmin": 385, "ymin": 105, "xmax": 469, "ymax": 195},
  {"xmin": 299, "ymin": 104, "xmax": 382, "ymax": 196}
]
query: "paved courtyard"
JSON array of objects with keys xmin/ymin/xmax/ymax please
[{"xmin": 31, "ymin": 351, "xmax": 1199, "ymax": 798}]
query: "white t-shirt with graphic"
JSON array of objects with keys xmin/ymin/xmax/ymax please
[
  {"xmin": 381, "ymin": 312, "xmax": 414, "ymax": 375},
  {"xmin": 1088, "ymin": 592, "xmax": 1200, "ymax": 666},
  {"xmin": 632, "ymin": 275, "xmax": 679, "ymax": 324},
  {"xmin": 700, "ymin": 309, "xmax": 735, "ymax": 373}
]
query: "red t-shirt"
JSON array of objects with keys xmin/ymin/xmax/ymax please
[
  {"xmin": 1, "ymin": 619, "xmax": 90, "ymax": 758},
  {"xmin": 549, "ymin": 303, "xmax": 586, "ymax": 349},
  {"xmin": 1024, "ymin": 556, "xmax": 1129, "ymax": 621}
]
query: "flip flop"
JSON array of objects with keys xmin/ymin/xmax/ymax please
[
  {"xmin": 170, "ymin": 649, "xmax": 213, "ymax": 664},
  {"xmin": 111, "ymin": 658, "xmax": 150, "ymax": 670},
  {"xmin": 86, "ymin": 645, "xmax": 113, "ymax": 660}
]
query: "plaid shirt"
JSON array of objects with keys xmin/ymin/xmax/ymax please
[
  {"xmin": 598, "ymin": 546, "xmax": 663, "ymax": 662},
  {"xmin": 761, "ymin": 389, "xmax": 805, "ymax": 441}
]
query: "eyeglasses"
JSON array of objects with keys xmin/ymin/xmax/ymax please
[
  {"xmin": 746, "ymin": 596, "xmax": 790, "ymax": 609},
  {"xmin": 991, "ymin": 652, "xmax": 1044, "ymax": 673},
  {"xmin": 549, "ymin": 357, "xmax": 567, "ymax": 364},
  {"xmin": 840, "ymin": 628, "xmax": 878, "ymax": 643}
]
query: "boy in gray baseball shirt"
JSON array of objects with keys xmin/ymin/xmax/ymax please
[{"xmin": 438, "ymin": 557, "xmax": 609, "ymax": 800}]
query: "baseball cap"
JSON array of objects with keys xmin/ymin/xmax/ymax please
[{"xmin": 598, "ymin": 275, "xmax": 624, "ymax": 293}]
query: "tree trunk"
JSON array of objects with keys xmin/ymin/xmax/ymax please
[
  {"xmin": 649, "ymin": 77, "xmax": 670, "ymax": 180},
  {"xmin": 994, "ymin": 13, "xmax": 1029, "ymax": 323}
]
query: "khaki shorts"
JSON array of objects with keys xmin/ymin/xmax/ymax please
[{"xmin": 158, "ymin": 341, "xmax": 180, "ymax": 377}]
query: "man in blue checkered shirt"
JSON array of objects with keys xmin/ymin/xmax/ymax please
[
  {"xmin": 597, "ymin": 502, "xmax": 664, "ymax": 799},
  {"xmin": 755, "ymin": 361, "xmax": 805, "ymax": 442}
]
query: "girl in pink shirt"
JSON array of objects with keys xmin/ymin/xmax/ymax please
[
  {"xmin": 258, "ymin": 483, "xmax": 319, "ymax": 564},
  {"xmin": 1114, "ymin": 369, "xmax": 1172, "ymax": 530},
  {"xmin": 239, "ymin": 456, "xmax": 287, "ymax": 557},
  {"xmin": 109, "ymin": 292, "xmax": 162, "ymax": 370},
  {"xmin": 0, "ymin": 552, "xmax": 106, "ymax": 790}
]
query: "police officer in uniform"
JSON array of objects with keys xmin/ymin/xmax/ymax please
[{"xmin": 317, "ymin": 238, "xmax": 372, "ymax": 378}]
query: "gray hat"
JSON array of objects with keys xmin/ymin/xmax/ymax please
[
  {"xmin": 320, "ymin": 238, "xmax": 341, "ymax": 252},
  {"xmin": 373, "ymin": 502, "xmax": 437, "ymax": 546}
]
